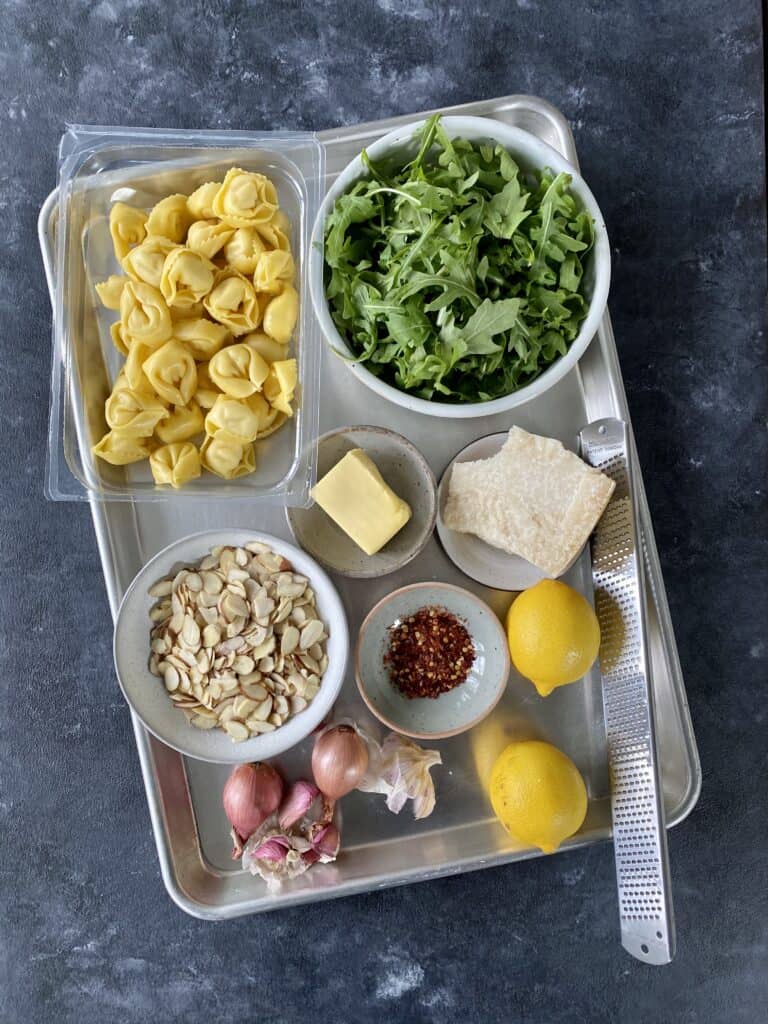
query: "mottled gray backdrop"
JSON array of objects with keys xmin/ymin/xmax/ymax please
[{"xmin": 0, "ymin": 1, "xmax": 766, "ymax": 1022}]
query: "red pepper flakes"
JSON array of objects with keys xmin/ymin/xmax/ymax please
[{"xmin": 385, "ymin": 605, "xmax": 475, "ymax": 699}]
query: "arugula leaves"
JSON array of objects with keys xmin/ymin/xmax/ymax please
[{"xmin": 323, "ymin": 115, "xmax": 594, "ymax": 403}]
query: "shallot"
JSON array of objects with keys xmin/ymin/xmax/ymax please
[
  {"xmin": 311, "ymin": 723, "xmax": 369, "ymax": 802},
  {"xmin": 223, "ymin": 762, "xmax": 284, "ymax": 858}
]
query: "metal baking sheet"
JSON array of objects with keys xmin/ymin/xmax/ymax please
[{"xmin": 38, "ymin": 93, "xmax": 700, "ymax": 919}]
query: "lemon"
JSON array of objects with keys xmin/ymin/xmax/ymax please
[
  {"xmin": 506, "ymin": 579, "xmax": 600, "ymax": 697},
  {"xmin": 470, "ymin": 712, "xmax": 533, "ymax": 790},
  {"xmin": 489, "ymin": 740, "xmax": 588, "ymax": 853}
]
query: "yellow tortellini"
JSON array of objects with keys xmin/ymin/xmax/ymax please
[
  {"xmin": 122, "ymin": 235, "xmax": 177, "ymax": 288},
  {"xmin": 95, "ymin": 275, "xmax": 129, "ymax": 310},
  {"xmin": 243, "ymin": 332, "xmax": 289, "ymax": 364},
  {"xmin": 204, "ymin": 270, "xmax": 261, "ymax": 336},
  {"xmin": 105, "ymin": 384, "xmax": 168, "ymax": 436},
  {"xmin": 195, "ymin": 361, "xmax": 221, "ymax": 409},
  {"xmin": 204, "ymin": 393, "xmax": 269, "ymax": 444},
  {"xmin": 186, "ymin": 219, "xmax": 234, "ymax": 259},
  {"xmin": 208, "ymin": 343, "xmax": 270, "ymax": 398},
  {"xmin": 92, "ymin": 430, "xmax": 153, "ymax": 466},
  {"xmin": 212, "ymin": 168, "xmax": 278, "ymax": 228},
  {"xmin": 146, "ymin": 194, "xmax": 194, "ymax": 244},
  {"xmin": 155, "ymin": 400, "xmax": 204, "ymax": 444},
  {"xmin": 253, "ymin": 249, "xmax": 295, "ymax": 295},
  {"xmin": 222, "ymin": 227, "xmax": 266, "ymax": 275},
  {"xmin": 92, "ymin": 169, "xmax": 298, "ymax": 486},
  {"xmin": 201, "ymin": 434, "xmax": 256, "ymax": 480},
  {"xmin": 160, "ymin": 247, "xmax": 217, "ymax": 310},
  {"xmin": 169, "ymin": 300, "xmax": 206, "ymax": 322},
  {"xmin": 172, "ymin": 318, "xmax": 230, "ymax": 361},
  {"xmin": 143, "ymin": 340, "xmax": 198, "ymax": 406},
  {"xmin": 263, "ymin": 358, "xmax": 298, "ymax": 417},
  {"xmin": 120, "ymin": 281, "xmax": 172, "ymax": 347},
  {"xmin": 123, "ymin": 341, "xmax": 156, "ymax": 393},
  {"xmin": 258, "ymin": 411, "xmax": 287, "ymax": 439},
  {"xmin": 187, "ymin": 182, "xmax": 222, "ymax": 221},
  {"xmin": 261, "ymin": 285, "xmax": 299, "ymax": 345},
  {"xmin": 256, "ymin": 208, "xmax": 291, "ymax": 251},
  {"xmin": 110, "ymin": 320, "xmax": 130, "ymax": 357},
  {"xmin": 150, "ymin": 442, "xmax": 202, "ymax": 488},
  {"xmin": 109, "ymin": 203, "xmax": 147, "ymax": 261}
]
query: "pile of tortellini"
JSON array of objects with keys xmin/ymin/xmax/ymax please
[{"xmin": 92, "ymin": 168, "xmax": 300, "ymax": 488}]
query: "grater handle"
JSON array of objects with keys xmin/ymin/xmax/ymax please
[{"xmin": 580, "ymin": 418, "xmax": 676, "ymax": 965}]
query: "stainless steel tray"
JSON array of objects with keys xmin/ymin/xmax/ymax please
[{"xmin": 38, "ymin": 94, "xmax": 700, "ymax": 919}]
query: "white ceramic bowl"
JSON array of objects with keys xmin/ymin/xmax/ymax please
[
  {"xmin": 310, "ymin": 115, "xmax": 611, "ymax": 419},
  {"xmin": 355, "ymin": 582, "xmax": 510, "ymax": 739},
  {"xmin": 113, "ymin": 529, "xmax": 349, "ymax": 764}
]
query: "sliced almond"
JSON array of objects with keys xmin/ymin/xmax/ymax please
[
  {"xmin": 148, "ymin": 579, "xmax": 173, "ymax": 598},
  {"xmin": 192, "ymin": 715, "xmax": 217, "ymax": 730},
  {"xmin": 233, "ymin": 696, "xmax": 257, "ymax": 719},
  {"xmin": 251, "ymin": 696, "xmax": 273, "ymax": 721},
  {"xmin": 246, "ymin": 719, "xmax": 276, "ymax": 734},
  {"xmin": 280, "ymin": 625, "xmax": 299, "ymax": 656},
  {"xmin": 163, "ymin": 665, "xmax": 179, "ymax": 692},
  {"xmin": 299, "ymin": 620, "xmax": 324, "ymax": 649},
  {"xmin": 223, "ymin": 720, "xmax": 249, "ymax": 742},
  {"xmin": 233, "ymin": 655, "xmax": 255, "ymax": 675}
]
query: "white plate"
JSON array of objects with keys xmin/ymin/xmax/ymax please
[
  {"xmin": 436, "ymin": 433, "xmax": 546, "ymax": 592},
  {"xmin": 113, "ymin": 529, "xmax": 349, "ymax": 764}
]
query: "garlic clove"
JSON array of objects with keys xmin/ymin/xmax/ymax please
[{"xmin": 278, "ymin": 780, "xmax": 320, "ymax": 830}]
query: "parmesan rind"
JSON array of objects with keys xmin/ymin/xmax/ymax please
[{"xmin": 443, "ymin": 427, "xmax": 615, "ymax": 577}]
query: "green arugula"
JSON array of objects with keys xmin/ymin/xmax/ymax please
[{"xmin": 323, "ymin": 114, "xmax": 595, "ymax": 403}]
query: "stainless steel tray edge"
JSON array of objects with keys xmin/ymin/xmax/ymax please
[{"xmin": 38, "ymin": 94, "xmax": 700, "ymax": 920}]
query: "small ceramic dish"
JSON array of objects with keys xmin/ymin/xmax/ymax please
[
  {"xmin": 113, "ymin": 529, "xmax": 349, "ymax": 764},
  {"xmin": 437, "ymin": 433, "xmax": 546, "ymax": 592},
  {"xmin": 287, "ymin": 425, "xmax": 437, "ymax": 579},
  {"xmin": 355, "ymin": 581, "xmax": 510, "ymax": 739}
]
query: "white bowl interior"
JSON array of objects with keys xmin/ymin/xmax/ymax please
[
  {"xmin": 113, "ymin": 529, "xmax": 349, "ymax": 764},
  {"xmin": 310, "ymin": 115, "xmax": 611, "ymax": 419},
  {"xmin": 356, "ymin": 582, "xmax": 510, "ymax": 738}
]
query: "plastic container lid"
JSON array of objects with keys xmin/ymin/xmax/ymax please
[{"xmin": 48, "ymin": 124, "xmax": 324, "ymax": 504}]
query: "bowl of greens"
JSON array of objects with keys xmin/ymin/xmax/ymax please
[{"xmin": 311, "ymin": 115, "xmax": 610, "ymax": 417}]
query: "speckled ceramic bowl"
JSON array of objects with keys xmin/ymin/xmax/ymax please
[
  {"xmin": 287, "ymin": 425, "xmax": 437, "ymax": 579},
  {"xmin": 355, "ymin": 582, "xmax": 510, "ymax": 739},
  {"xmin": 113, "ymin": 529, "xmax": 349, "ymax": 764}
]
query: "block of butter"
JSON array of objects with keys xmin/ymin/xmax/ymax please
[{"xmin": 310, "ymin": 449, "xmax": 412, "ymax": 556}]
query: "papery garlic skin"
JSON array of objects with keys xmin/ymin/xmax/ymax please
[{"xmin": 353, "ymin": 724, "xmax": 442, "ymax": 820}]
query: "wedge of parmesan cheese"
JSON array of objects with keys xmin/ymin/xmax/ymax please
[{"xmin": 443, "ymin": 426, "xmax": 615, "ymax": 577}]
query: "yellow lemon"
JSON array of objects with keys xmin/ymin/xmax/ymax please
[
  {"xmin": 506, "ymin": 579, "xmax": 600, "ymax": 697},
  {"xmin": 470, "ymin": 711, "xmax": 534, "ymax": 790},
  {"xmin": 489, "ymin": 740, "xmax": 588, "ymax": 853}
]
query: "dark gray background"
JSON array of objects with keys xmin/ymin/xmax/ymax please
[{"xmin": 1, "ymin": 1, "xmax": 766, "ymax": 1022}]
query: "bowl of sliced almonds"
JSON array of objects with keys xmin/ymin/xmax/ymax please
[{"xmin": 113, "ymin": 529, "xmax": 349, "ymax": 763}]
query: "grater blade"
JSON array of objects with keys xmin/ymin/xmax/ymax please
[{"xmin": 580, "ymin": 418, "xmax": 676, "ymax": 965}]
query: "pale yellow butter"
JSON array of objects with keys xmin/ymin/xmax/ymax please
[{"xmin": 310, "ymin": 449, "xmax": 412, "ymax": 556}]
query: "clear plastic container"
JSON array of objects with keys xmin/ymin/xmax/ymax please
[{"xmin": 48, "ymin": 125, "xmax": 324, "ymax": 503}]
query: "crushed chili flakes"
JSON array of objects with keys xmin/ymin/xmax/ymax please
[{"xmin": 385, "ymin": 605, "xmax": 475, "ymax": 699}]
